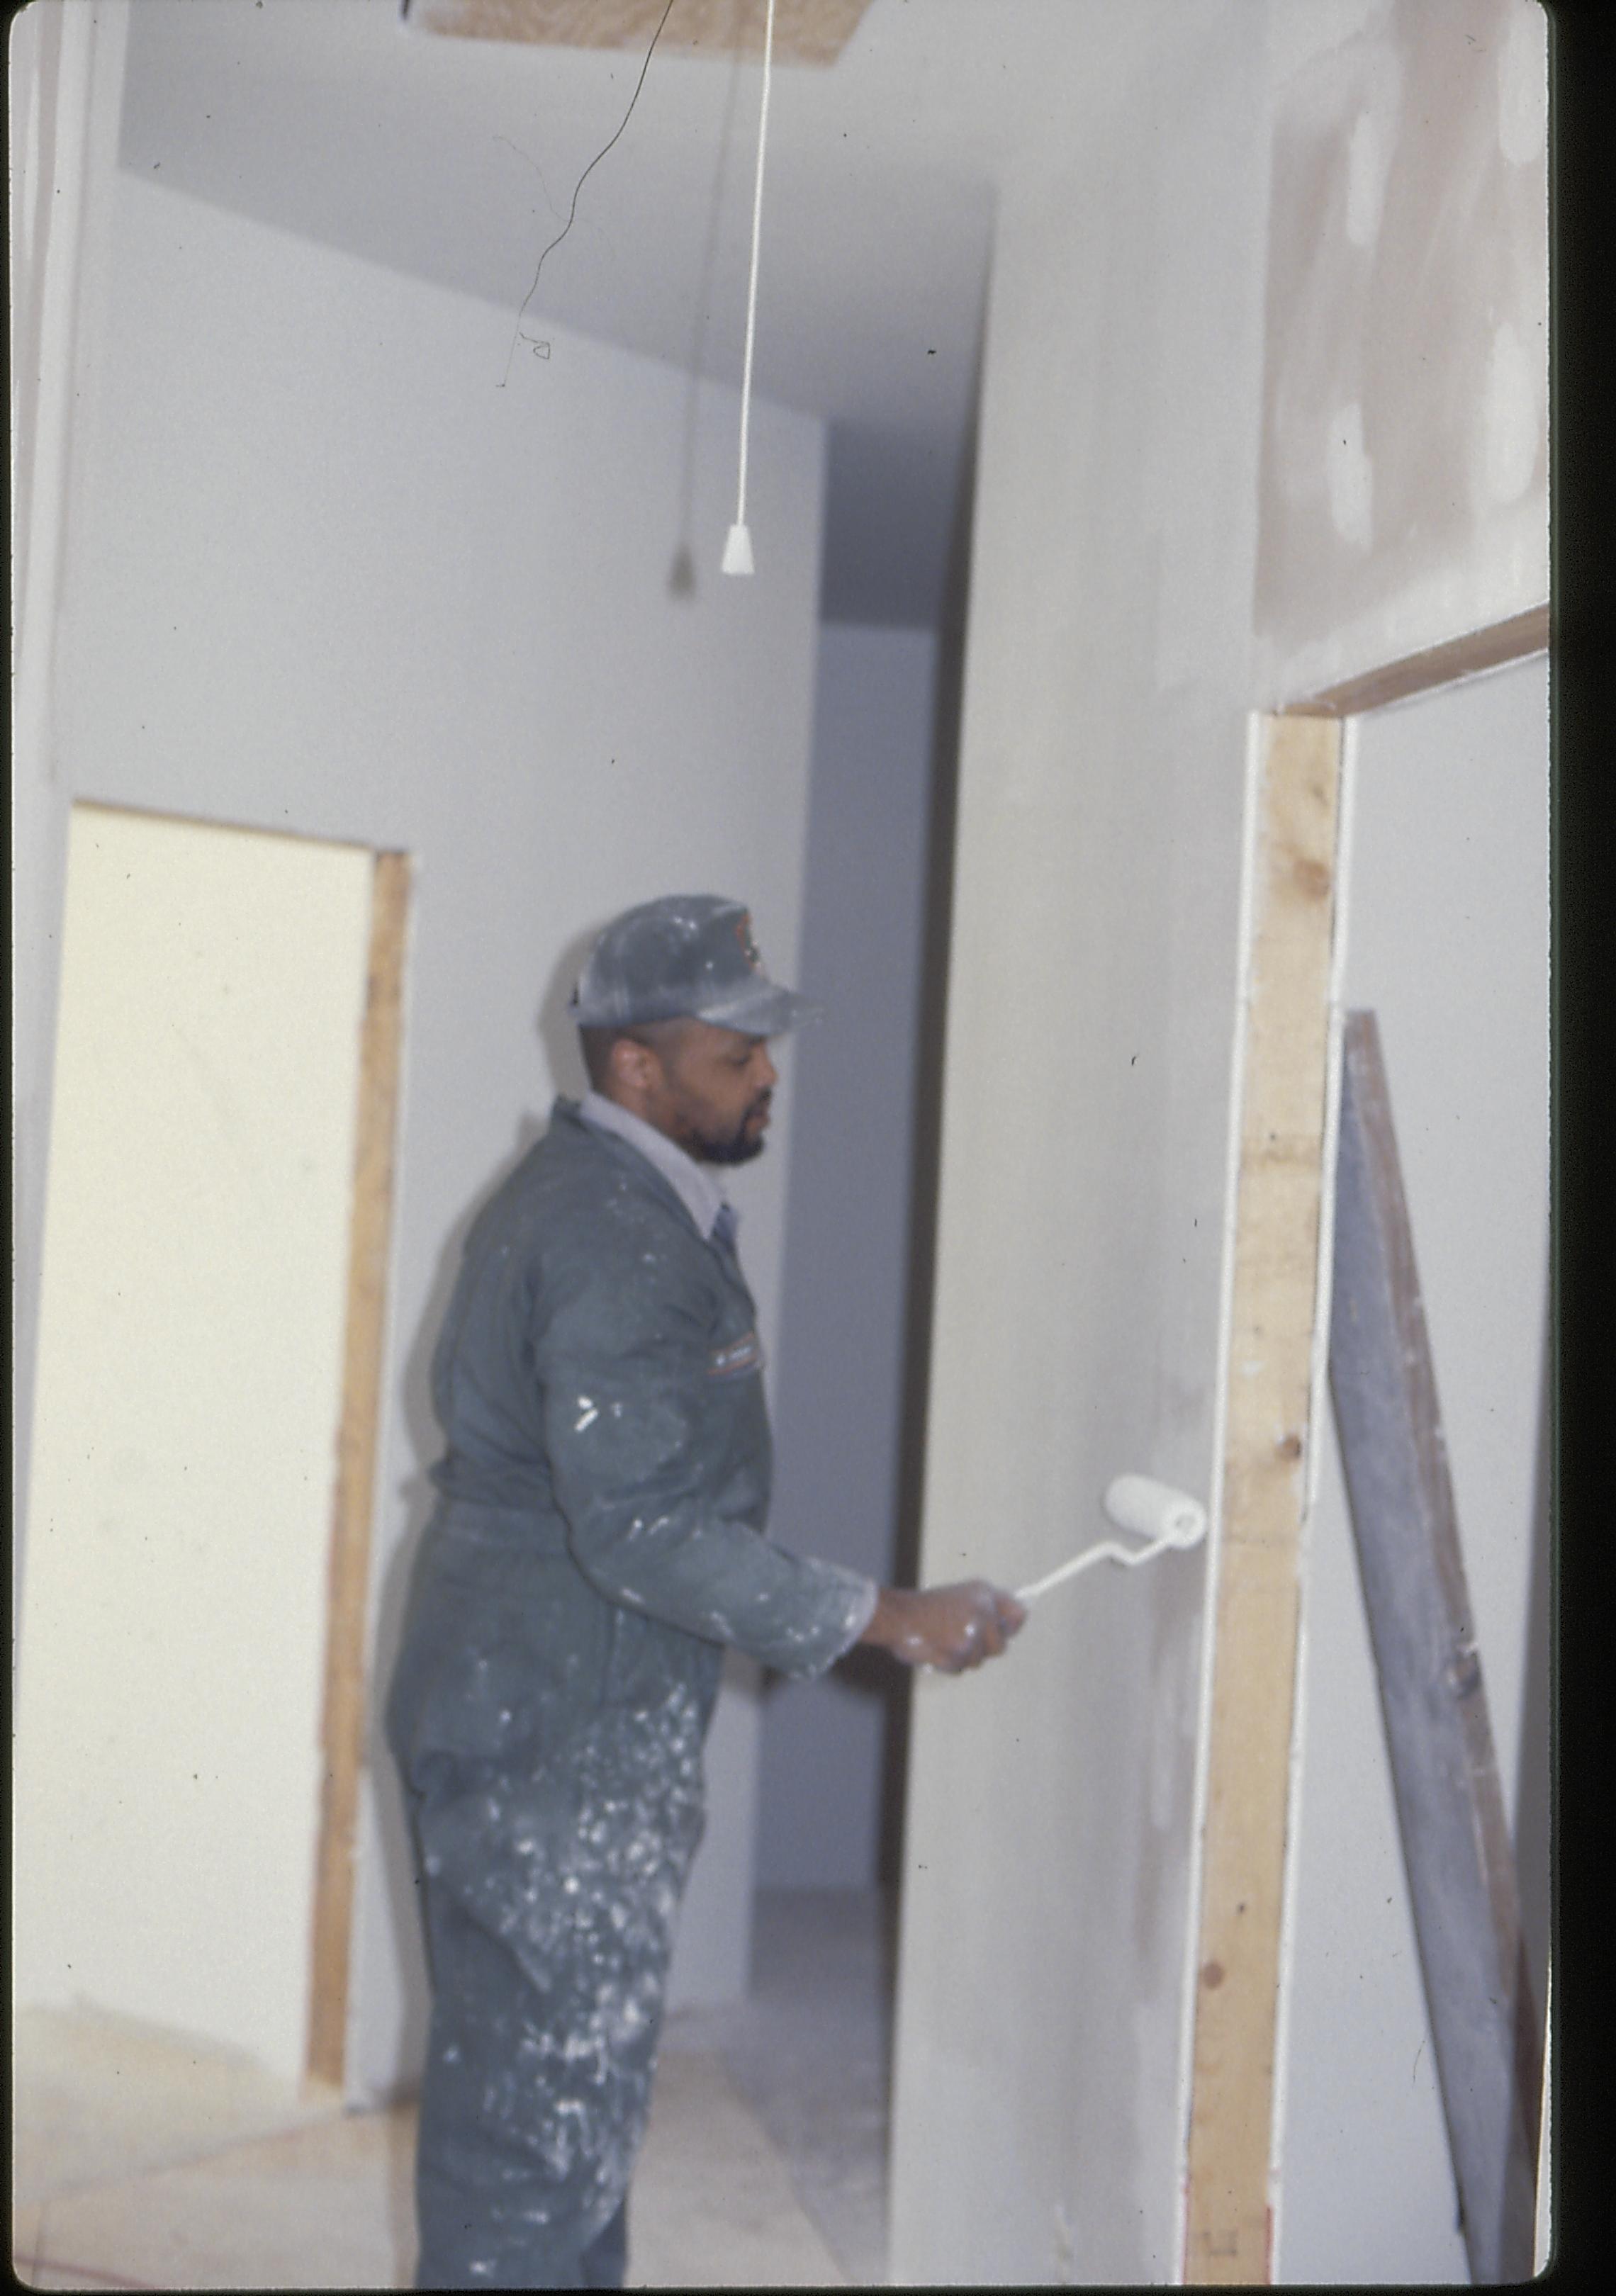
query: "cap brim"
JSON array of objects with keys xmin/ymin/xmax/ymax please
[{"xmin": 699, "ymin": 982, "xmax": 822, "ymax": 1037}]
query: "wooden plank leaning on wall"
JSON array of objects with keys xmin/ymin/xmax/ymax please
[
  {"xmin": 1182, "ymin": 714, "xmax": 1342, "ymax": 2283},
  {"xmin": 1330, "ymin": 1011, "xmax": 1541, "ymax": 2284},
  {"xmin": 307, "ymin": 850, "xmax": 412, "ymax": 2093}
]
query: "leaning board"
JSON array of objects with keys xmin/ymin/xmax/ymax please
[{"xmin": 1328, "ymin": 1011, "xmax": 1539, "ymax": 2284}]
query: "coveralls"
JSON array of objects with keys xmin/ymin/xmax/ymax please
[{"xmin": 386, "ymin": 1098, "xmax": 875, "ymax": 2289}]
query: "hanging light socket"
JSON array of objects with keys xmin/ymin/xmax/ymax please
[{"xmin": 722, "ymin": 0, "xmax": 776, "ymax": 575}]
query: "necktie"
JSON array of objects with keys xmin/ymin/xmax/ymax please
[{"xmin": 712, "ymin": 1203, "xmax": 740, "ymax": 1256}]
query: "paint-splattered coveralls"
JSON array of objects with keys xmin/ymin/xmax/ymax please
[{"xmin": 386, "ymin": 1100, "xmax": 874, "ymax": 2289}]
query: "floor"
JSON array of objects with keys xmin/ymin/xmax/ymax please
[
  {"xmin": 663, "ymin": 1886, "xmax": 897, "ymax": 2285},
  {"xmin": 10, "ymin": 1887, "xmax": 894, "ymax": 2291}
]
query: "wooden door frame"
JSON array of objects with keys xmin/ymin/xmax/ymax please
[
  {"xmin": 1179, "ymin": 604, "xmax": 1548, "ymax": 2283},
  {"xmin": 306, "ymin": 850, "xmax": 412, "ymax": 2093}
]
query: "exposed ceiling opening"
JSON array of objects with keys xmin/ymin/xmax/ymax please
[
  {"xmin": 405, "ymin": 0, "xmax": 877, "ymax": 70},
  {"xmin": 115, "ymin": 1, "xmax": 1170, "ymax": 626}
]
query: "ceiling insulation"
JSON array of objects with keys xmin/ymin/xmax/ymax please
[{"xmin": 403, "ymin": 0, "xmax": 875, "ymax": 68}]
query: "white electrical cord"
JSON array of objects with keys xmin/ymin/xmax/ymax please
[
  {"xmin": 1016, "ymin": 1475, "xmax": 1208, "ymax": 1604},
  {"xmin": 722, "ymin": 0, "xmax": 777, "ymax": 576}
]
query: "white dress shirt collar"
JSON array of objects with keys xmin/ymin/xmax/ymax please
[{"xmin": 578, "ymin": 1090, "xmax": 731, "ymax": 1242}]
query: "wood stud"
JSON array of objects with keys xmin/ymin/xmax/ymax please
[
  {"xmin": 306, "ymin": 851, "xmax": 411, "ymax": 2094},
  {"xmin": 1284, "ymin": 604, "xmax": 1548, "ymax": 720},
  {"xmin": 1182, "ymin": 714, "xmax": 1342, "ymax": 2283}
]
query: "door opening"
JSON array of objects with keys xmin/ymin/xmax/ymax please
[{"xmin": 13, "ymin": 803, "xmax": 409, "ymax": 2093}]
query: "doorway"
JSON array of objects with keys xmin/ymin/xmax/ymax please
[
  {"xmin": 1275, "ymin": 654, "xmax": 1551, "ymax": 2281},
  {"xmin": 13, "ymin": 801, "xmax": 408, "ymax": 2090},
  {"xmin": 1182, "ymin": 633, "xmax": 1552, "ymax": 2283}
]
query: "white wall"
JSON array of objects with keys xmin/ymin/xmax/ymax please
[
  {"xmin": 1276, "ymin": 655, "xmax": 1549, "ymax": 2282},
  {"xmin": 889, "ymin": 0, "xmax": 1549, "ymax": 2280},
  {"xmin": 889, "ymin": 10, "xmax": 1276, "ymax": 2279},
  {"xmin": 12, "ymin": 4, "xmax": 827, "ymax": 2099},
  {"xmin": 10, "ymin": 0, "xmax": 114, "ymax": 1616},
  {"xmin": 758, "ymin": 621, "xmax": 938, "ymax": 1890}
]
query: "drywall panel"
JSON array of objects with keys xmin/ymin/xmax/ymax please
[
  {"xmin": 887, "ymin": 11, "xmax": 1274, "ymax": 2279},
  {"xmin": 9, "ymin": 0, "xmax": 126, "ymax": 1621},
  {"xmin": 758, "ymin": 621, "xmax": 938, "ymax": 1889},
  {"xmin": 1254, "ymin": 0, "xmax": 1548, "ymax": 702},
  {"xmin": 13, "ymin": 31, "xmax": 827, "ymax": 2098},
  {"xmin": 1276, "ymin": 655, "xmax": 1549, "ymax": 2280},
  {"xmin": 13, "ymin": 804, "xmax": 374, "ymax": 2081}
]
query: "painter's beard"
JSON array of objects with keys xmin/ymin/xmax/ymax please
[{"xmin": 690, "ymin": 1093, "xmax": 771, "ymax": 1166}]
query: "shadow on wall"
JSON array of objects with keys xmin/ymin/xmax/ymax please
[
  {"xmin": 365, "ymin": 924, "xmax": 602, "ymax": 2088},
  {"xmin": 876, "ymin": 399, "xmax": 981, "ymax": 1890}
]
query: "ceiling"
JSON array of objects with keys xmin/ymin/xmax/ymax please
[{"xmin": 117, "ymin": 0, "xmax": 1179, "ymax": 626}]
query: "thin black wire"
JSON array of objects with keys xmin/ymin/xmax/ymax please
[
  {"xmin": 493, "ymin": 133, "xmax": 563, "ymax": 231},
  {"xmin": 498, "ymin": 0, "xmax": 679, "ymax": 387}
]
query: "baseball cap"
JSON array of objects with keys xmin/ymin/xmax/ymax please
[{"xmin": 569, "ymin": 895, "xmax": 820, "ymax": 1037}]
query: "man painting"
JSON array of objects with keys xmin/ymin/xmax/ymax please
[{"xmin": 387, "ymin": 894, "xmax": 1025, "ymax": 2288}]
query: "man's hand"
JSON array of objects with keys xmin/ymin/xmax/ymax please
[{"xmin": 860, "ymin": 1580, "xmax": 1027, "ymax": 1673}]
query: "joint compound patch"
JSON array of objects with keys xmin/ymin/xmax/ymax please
[{"xmin": 707, "ymin": 1330, "xmax": 765, "ymax": 1380}]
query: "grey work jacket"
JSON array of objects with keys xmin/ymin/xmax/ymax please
[{"xmin": 389, "ymin": 1099, "xmax": 873, "ymax": 1786}]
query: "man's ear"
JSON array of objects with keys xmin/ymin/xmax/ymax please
[{"xmin": 610, "ymin": 1032, "xmax": 661, "ymax": 1100}]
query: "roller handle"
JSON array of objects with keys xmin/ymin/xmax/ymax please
[{"xmin": 1016, "ymin": 1475, "xmax": 1208, "ymax": 1604}]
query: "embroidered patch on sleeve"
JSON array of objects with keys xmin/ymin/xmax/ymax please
[{"xmin": 707, "ymin": 1330, "xmax": 765, "ymax": 1380}]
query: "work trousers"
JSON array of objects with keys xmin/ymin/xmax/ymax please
[
  {"xmin": 402, "ymin": 1690, "xmax": 709, "ymax": 2289},
  {"xmin": 386, "ymin": 1507, "xmax": 726, "ymax": 2287}
]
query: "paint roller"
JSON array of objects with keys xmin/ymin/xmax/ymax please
[{"xmin": 1015, "ymin": 1475, "xmax": 1208, "ymax": 1604}]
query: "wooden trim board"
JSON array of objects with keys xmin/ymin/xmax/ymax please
[
  {"xmin": 1182, "ymin": 714, "xmax": 1342, "ymax": 2283},
  {"xmin": 306, "ymin": 850, "xmax": 411, "ymax": 2093},
  {"xmin": 1282, "ymin": 604, "xmax": 1547, "ymax": 719},
  {"xmin": 1329, "ymin": 1011, "xmax": 1540, "ymax": 2284}
]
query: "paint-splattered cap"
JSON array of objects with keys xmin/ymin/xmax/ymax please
[{"xmin": 570, "ymin": 895, "xmax": 820, "ymax": 1036}]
